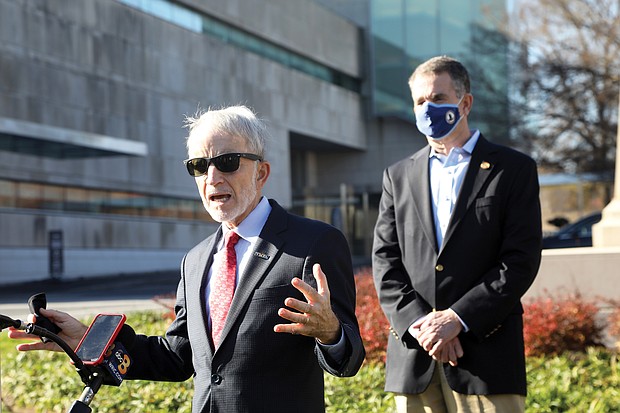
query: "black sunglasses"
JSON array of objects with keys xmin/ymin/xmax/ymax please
[{"xmin": 183, "ymin": 153, "xmax": 263, "ymax": 176}]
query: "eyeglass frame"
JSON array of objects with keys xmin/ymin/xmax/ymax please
[{"xmin": 183, "ymin": 152, "xmax": 263, "ymax": 177}]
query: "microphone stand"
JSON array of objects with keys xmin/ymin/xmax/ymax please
[
  {"xmin": 66, "ymin": 373, "xmax": 105, "ymax": 413},
  {"xmin": 1, "ymin": 315, "xmax": 105, "ymax": 413}
]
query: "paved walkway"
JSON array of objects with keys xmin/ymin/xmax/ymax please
[{"xmin": 0, "ymin": 271, "xmax": 179, "ymax": 320}]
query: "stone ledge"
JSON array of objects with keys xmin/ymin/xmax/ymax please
[{"xmin": 527, "ymin": 247, "xmax": 620, "ymax": 302}]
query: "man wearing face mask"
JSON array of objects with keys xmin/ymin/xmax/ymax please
[{"xmin": 372, "ymin": 55, "xmax": 542, "ymax": 412}]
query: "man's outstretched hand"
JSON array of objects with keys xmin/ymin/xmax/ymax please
[{"xmin": 8, "ymin": 308, "xmax": 88, "ymax": 352}]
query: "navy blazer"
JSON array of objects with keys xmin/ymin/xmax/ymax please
[
  {"xmin": 373, "ymin": 135, "xmax": 542, "ymax": 395},
  {"xmin": 127, "ymin": 199, "xmax": 365, "ymax": 412}
]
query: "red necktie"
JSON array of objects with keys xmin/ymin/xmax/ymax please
[{"xmin": 209, "ymin": 230, "xmax": 241, "ymax": 348}]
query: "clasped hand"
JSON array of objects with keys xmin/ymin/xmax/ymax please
[
  {"xmin": 273, "ymin": 263, "xmax": 341, "ymax": 345},
  {"xmin": 412, "ymin": 309, "xmax": 464, "ymax": 366}
]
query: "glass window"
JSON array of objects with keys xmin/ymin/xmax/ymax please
[
  {"xmin": 65, "ymin": 187, "xmax": 91, "ymax": 213},
  {"xmin": 177, "ymin": 199, "xmax": 198, "ymax": 220},
  {"xmin": 171, "ymin": 5, "xmax": 201, "ymax": 32},
  {"xmin": 107, "ymin": 191, "xmax": 136, "ymax": 216},
  {"xmin": 149, "ymin": 197, "xmax": 174, "ymax": 218},
  {"xmin": 0, "ymin": 180, "xmax": 16, "ymax": 208},
  {"xmin": 1, "ymin": 178, "xmax": 203, "ymax": 221},
  {"xmin": 17, "ymin": 182, "xmax": 43, "ymax": 209},
  {"xmin": 87, "ymin": 189, "xmax": 108, "ymax": 213},
  {"xmin": 147, "ymin": 0, "xmax": 173, "ymax": 22},
  {"xmin": 202, "ymin": 17, "xmax": 229, "ymax": 42},
  {"xmin": 372, "ymin": 0, "xmax": 410, "ymax": 115},
  {"xmin": 372, "ymin": 0, "xmax": 405, "ymax": 46},
  {"xmin": 42, "ymin": 185, "xmax": 64, "ymax": 211},
  {"xmin": 371, "ymin": 0, "xmax": 509, "ymax": 121},
  {"xmin": 405, "ymin": 1, "xmax": 439, "ymax": 59}
]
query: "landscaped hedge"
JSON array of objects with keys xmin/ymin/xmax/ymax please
[
  {"xmin": 526, "ymin": 348, "xmax": 620, "ymax": 413},
  {"xmin": 2, "ymin": 271, "xmax": 620, "ymax": 412},
  {"xmin": 354, "ymin": 267, "xmax": 389, "ymax": 364}
]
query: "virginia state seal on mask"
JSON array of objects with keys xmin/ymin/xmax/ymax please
[{"xmin": 445, "ymin": 110, "xmax": 456, "ymax": 125}]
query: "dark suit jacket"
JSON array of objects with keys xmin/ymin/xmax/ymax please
[
  {"xmin": 127, "ymin": 199, "xmax": 365, "ymax": 412},
  {"xmin": 373, "ymin": 135, "xmax": 542, "ymax": 396}
]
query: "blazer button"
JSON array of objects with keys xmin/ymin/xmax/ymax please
[
  {"xmin": 211, "ymin": 374, "xmax": 223, "ymax": 385},
  {"xmin": 435, "ymin": 264, "xmax": 444, "ymax": 272}
]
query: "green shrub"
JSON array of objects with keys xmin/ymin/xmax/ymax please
[
  {"xmin": 3, "ymin": 308, "xmax": 619, "ymax": 413},
  {"xmin": 527, "ymin": 348, "xmax": 620, "ymax": 412},
  {"xmin": 1, "ymin": 311, "xmax": 193, "ymax": 413},
  {"xmin": 325, "ymin": 361, "xmax": 394, "ymax": 413}
]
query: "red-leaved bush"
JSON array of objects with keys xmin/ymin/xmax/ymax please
[
  {"xmin": 354, "ymin": 267, "xmax": 389, "ymax": 364},
  {"xmin": 152, "ymin": 268, "xmax": 391, "ymax": 364},
  {"xmin": 154, "ymin": 275, "xmax": 612, "ymax": 360},
  {"xmin": 522, "ymin": 293, "xmax": 604, "ymax": 357},
  {"xmin": 153, "ymin": 267, "xmax": 391, "ymax": 363}
]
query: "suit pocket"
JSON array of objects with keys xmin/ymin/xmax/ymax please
[
  {"xmin": 251, "ymin": 284, "xmax": 299, "ymax": 301},
  {"xmin": 243, "ymin": 284, "xmax": 302, "ymax": 337},
  {"xmin": 474, "ymin": 196, "xmax": 498, "ymax": 225}
]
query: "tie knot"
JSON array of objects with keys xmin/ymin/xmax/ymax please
[{"xmin": 225, "ymin": 230, "xmax": 241, "ymax": 248}]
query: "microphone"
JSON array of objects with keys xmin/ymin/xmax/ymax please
[
  {"xmin": 73, "ymin": 315, "xmax": 135, "ymax": 387},
  {"xmin": 99, "ymin": 324, "xmax": 136, "ymax": 386},
  {"xmin": 28, "ymin": 293, "xmax": 61, "ymax": 343},
  {"xmin": 68, "ymin": 322, "xmax": 136, "ymax": 413}
]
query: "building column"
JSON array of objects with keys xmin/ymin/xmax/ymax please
[{"xmin": 592, "ymin": 89, "xmax": 620, "ymax": 247}]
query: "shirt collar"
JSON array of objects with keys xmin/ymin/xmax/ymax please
[
  {"xmin": 222, "ymin": 196, "xmax": 271, "ymax": 242},
  {"xmin": 429, "ymin": 129, "xmax": 481, "ymax": 159}
]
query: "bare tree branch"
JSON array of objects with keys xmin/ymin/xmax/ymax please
[{"xmin": 500, "ymin": 0, "xmax": 620, "ymax": 173}]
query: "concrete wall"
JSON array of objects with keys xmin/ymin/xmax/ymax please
[
  {"xmin": 526, "ymin": 247, "xmax": 620, "ymax": 303},
  {"xmin": 0, "ymin": 247, "xmax": 187, "ymax": 284},
  {"xmin": 0, "ymin": 0, "xmax": 423, "ymax": 283},
  {"xmin": 316, "ymin": 117, "xmax": 427, "ymax": 193},
  {"xmin": 0, "ymin": 0, "xmax": 367, "ymax": 203},
  {"xmin": 177, "ymin": 0, "xmax": 361, "ymax": 77}
]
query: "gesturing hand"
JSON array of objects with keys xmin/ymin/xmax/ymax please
[{"xmin": 273, "ymin": 263, "xmax": 341, "ymax": 344}]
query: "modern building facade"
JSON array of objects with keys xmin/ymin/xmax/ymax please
[{"xmin": 0, "ymin": 0, "xmax": 509, "ymax": 284}]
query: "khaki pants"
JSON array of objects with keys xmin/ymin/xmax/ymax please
[{"xmin": 394, "ymin": 365, "xmax": 525, "ymax": 413}]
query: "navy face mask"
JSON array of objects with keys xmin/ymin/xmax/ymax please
[{"xmin": 414, "ymin": 98, "xmax": 463, "ymax": 140}]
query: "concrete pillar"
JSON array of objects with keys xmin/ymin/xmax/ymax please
[{"xmin": 592, "ymin": 89, "xmax": 620, "ymax": 246}]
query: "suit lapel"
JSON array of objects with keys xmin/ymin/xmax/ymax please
[
  {"xmin": 407, "ymin": 148, "xmax": 439, "ymax": 252},
  {"xmin": 442, "ymin": 135, "xmax": 496, "ymax": 249},
  {"xmin": 217, "ymin": 201, "xmax": 286, "ymax": 350}
]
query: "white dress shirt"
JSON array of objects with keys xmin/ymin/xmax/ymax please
[
  {"xmin": 206, "ymin": 197, "xmax": 346, "ymax": 355},
  {"xmin": 429, "ymin": 130, "xmax": 480, "ymax": 248}
]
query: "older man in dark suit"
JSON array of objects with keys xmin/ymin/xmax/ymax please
[
  {"xmin": 10, "ymin": 105, "xmax": 365, "ymax": 412},
  {"xmin": 372, "ymin": 56, "xmax": 542, "ymax": 412}
]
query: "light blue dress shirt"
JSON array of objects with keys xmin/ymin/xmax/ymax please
[
  {"xmin": 407, "ymin": 130, "xmax": 480, "ymax": 337},
  {"xmin": 429, "ymin": 130, "xmax": 480, "ymax": 248}
]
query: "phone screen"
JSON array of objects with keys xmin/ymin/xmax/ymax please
[{"xmin": 76, "ymin": 314, "xmax": 125, "ymax": 364}]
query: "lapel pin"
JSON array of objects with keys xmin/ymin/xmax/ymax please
[
  {"xmin": 253, "ymin": 251, "xmax": 270, "ymax": 260},
  {"xmin": 480, "ymin": 161, "xmax": 491, "ymax": 170}
]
